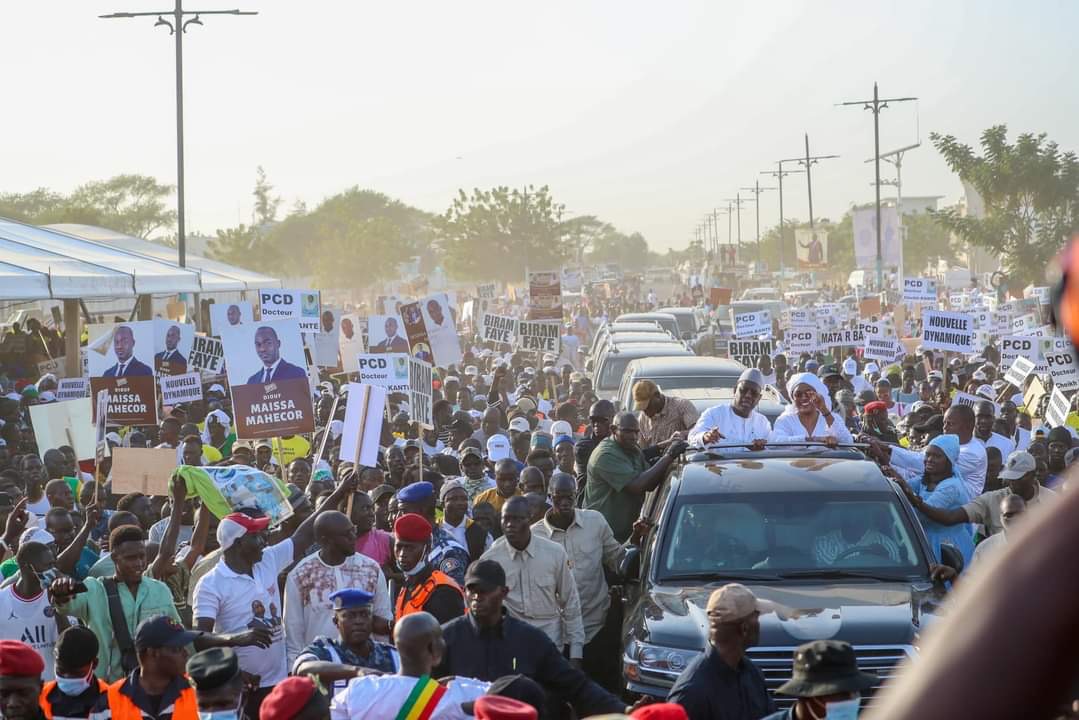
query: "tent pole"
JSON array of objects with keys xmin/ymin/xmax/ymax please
[{"xmin": 63, "ymin": 299, "xmax": 80, "ymax": 379}]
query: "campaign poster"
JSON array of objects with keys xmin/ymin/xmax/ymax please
[
  {"xmin": 339, "ymin": 314, "xmax": 368, "ymax": 373},
  {"xmin": 87, "ymin": 322, "xmax": 158, "ymax": 427},
  {"xmin": 785, "ymin": 329, "xmax": 817, "ymax": 355},
  {"xmin": 56, "ymin": 378, "xmax": 90, "ymax": 401},
  {"xmin": 367, "ymin": 314, "xmax": 411, "ymax": 355},
  {"xmin": 734, "ymin": 311, "xmax": 772, "ymax": 339},
  {"xmin": 398, "ymin": 301, "xmax": 434, "ymax": 364},
  {"xmin": 903, "ymin": 278, "xmax": 937, "ymax": 304},
  {"xmin": 921, "ymin": 311, "xmax": 975, "ymax": 353},
  {"xmin": 481, "ymin": 314, "xmax": 518, "ymax": 345},
  {"xmin": 189, "ymin": 336, "xmax": 225, "ymax": 375},
  {"xmin": 160, "ymin": 372, "xmax": 204, "ymax": 407},
  {"xmin": 153, "ymin": 319, "xmax": 195, "ymax": 376},
  {"xmin": 561, "ymin": 267, "xmax": 583, "ymax": 293},
  {"xmin": 477, "ymin": 283, "xmax": 498, "ymax": 300},
  {"xmin": 516, "ymin": 321, "xmax": 561, "ymax": 355},
  {"xmin": 409, "ymin": 357, "xmax": 434, "ymax": 428},
  {"xmin": 852, "ymin": 206, "xmax": 900, "ymax": 269},
  {"xmin": 210, "ymin": 301, "xmax": 254, "ymax": 336},
  {"xmin": 795, "ymin": 229, "xmax": 828, "ymax": 269},
  {"xmin": 308, "ymin": 307, "xmax": 341, "ymax": 368},
  {"xmin": 419, "ymin": 294, "xmax": 463, "ymax": 367},
  {"xmin": 728, "ymin": 340, "xmax": 774, "ymax": 368},
  {"xmin": 338, "ymin": 384, "xmax": 388, "ymax": 468},
  {"xmin": 258, "ymin": 288, "xmax": 321, "ymax": 333},
  {"xmin": 356, "ymin": 353, "xmax": 411, "ymax": 393},
  {"xmin": 527, "ymin": 270, "xmax": 563, "ymax": 321},
  {"xmin": 818, "ymin": 328, "xmax": 866, "ymax": 350},
  {"xmin": 219, "ymin": 318, "xmax": 315, "ymax": 439}
]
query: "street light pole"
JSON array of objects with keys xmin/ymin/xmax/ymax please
[
  {"xmin": 866, "ymin": 143, "xmax": 920, "ymax": 292},
  {"xmin": 101, "ymin": 1, "xmax": 257, "ymax": 268},
  {"xmin": 761, "ymin": 162, "xmax": 804, "ymax": 275},
  {"xmin": 740, "ymin": 180, "xmax": 776, "ymax": 267},
  {"xmin": 839, "ymin": 83, "xmax": 918, "ymax": 290}
]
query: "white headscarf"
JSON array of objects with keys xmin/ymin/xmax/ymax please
[
  {"xmin": 201, "ymin": 409, "xmax": 232, "ymax": 445},
  {"xmin": 783, "ymin": 371, "xmax": 832, "ymax": 415}
]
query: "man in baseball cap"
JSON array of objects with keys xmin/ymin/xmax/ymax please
[
  {"xmin": 216, "ymin": 512, "xmax": 270, "ymax": 553},
  {"xmin": 762, "ymin": 640, "xmax": 877, "ymax": 719},
  {"xmin": 667, "ymin": 584, "xmax": 776, "ymax": 719},
  {"xmin": 104, "ymin": 616, "xmax": 200, "ymax": 720}
]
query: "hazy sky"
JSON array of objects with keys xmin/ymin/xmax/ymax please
[{"xmin": 5, "ymin": 1, "xmax": 1078, "ymax": 253}]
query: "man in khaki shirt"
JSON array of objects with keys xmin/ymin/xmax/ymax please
[
  {"xmin": 480, "ymin": 495, "xmax": 585, "ymax": 662},
  {"xmin": 633, "ymin": 380, "xmax": 699, "ymax": 448},
  {"xmin": 532, "ymin": 472, "xmax": 645, "ymax": 689}
]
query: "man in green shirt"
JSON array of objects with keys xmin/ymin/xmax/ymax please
[{"xmin": 584, "ymin": 412, "xmax": 686, "ymax": 541}]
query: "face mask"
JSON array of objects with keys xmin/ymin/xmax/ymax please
[
  {"xmin": 821, "ymin": 696, "xmax": 861, "ymax": 720},
  {"xmin": 55, "ymin": 670, "xmax": 92, "ymax": 696},
  {"xmin": 198, "ymin": 710, "xmax": 239, "ymax": 720}
]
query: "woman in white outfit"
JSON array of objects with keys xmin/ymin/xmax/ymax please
[{"xmin": 769, "ymin": 372, "xmax": 854, "ymax": 445}]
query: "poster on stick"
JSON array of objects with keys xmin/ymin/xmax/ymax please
[
  {"xmin": 527, "ymin": 270, "xmax": 563, "ymax": 321},
  {"xmin": 210, "ymin": 301, "xmax": 254, "ymax": 336},
  {"xmin": 338, "ymin": 383, "xmax": 388, "ymax": 468},
  {"xmin": 258, "ymin": 289, "xmax": 321, "ymax": 333},
  {"xmin": 516, "ymin": 321, "xmax": 561, "ymax": 355},
  {"xmin": 153, "ymin": 320, "xmax": 195, "ymax": 376}
]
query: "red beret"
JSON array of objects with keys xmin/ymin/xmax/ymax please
[
  {"xmin": 474, "ymin": 696, "xmax": 538, "ymax": 720},
  {"xmin": 632, "ymin": 703, "xmax": 689, "ymax": 720},
  {"xmin": 0, "ymin": 640, "xmax": 45, "ymax": 678},
  {"xmin": 260, "ymin": 676, "xmax": 316, "ymax": 720},
  {"xmin": 394, "ymin": 512, "xmax": 433, "ymax": 543},
  {"xmin": 864, "ymin": 401, "xmax": 888, "ymax": 414}
]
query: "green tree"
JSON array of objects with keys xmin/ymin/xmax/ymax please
[
  {"xmin": 435, "ymin": 185, "xmax": 567, "ymax": 281},
  {"xmin": 309, "ymin": 216, "xmax": 409, "ymax": 290},
  {"xmin": 205, "ymin": 224, "xmax": 263, "ymax": 268},
  {"xmin": 252, "ymin": 166, "xmax": 281, "ymax": 227},
  {"xmin": 902, "ymin": 212, "xmax": 957, "ymax": 274},
  {"xmin": 930, "ymin": 125, "xmax": 1079, "ymax": 285},
  {"xmin": 68, "ymin": 174, "xmax": 176, "ymax": 238}
]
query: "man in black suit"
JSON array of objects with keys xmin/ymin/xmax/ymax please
[
  {"xmin": 103, "ymin": 325, "xmax": 153, "ymax": 377},
  {"xmin": 371, "ymin": 317, "xmax": 409, "ymax": 353},
  {"xmin": 247, "ymin": 325, "xmax": 307, "ymax": 384},
  {"xmin": 154, "ymin": 324, "xmax": 188, "ymax": 374}
]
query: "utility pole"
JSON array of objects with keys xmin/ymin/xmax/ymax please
[
  {"xmin": 724, "ymin": 195, "xmax": 748, "ymax": 254},
  {"xmin": 839, "ymin": 83, "xmax": 918, "ymax": 290},
  {"xmin": 761, "ymin": 162, "xmax": 804, "ymax": 276},
  {"xmin": 780, "ymin": 135, "xmax": 839, "ymax": 234},
  {"xmin": 740, "ymin": 180, "xmax": 776, "ymax": 267},
  {"xmin": 102, "ymin": 1, "xmax": 257, "ymax": 268},
  {"xmin": 866, "ymin": 143, "xmax": 920, "ymax": 292}
]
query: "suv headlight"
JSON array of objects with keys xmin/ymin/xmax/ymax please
[{"xmin": 626, "ymin": 639, "xmax": 700, "ymax": 677}]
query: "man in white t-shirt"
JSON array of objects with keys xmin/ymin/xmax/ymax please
[
  {"xmin": 0, "ymin": 541, "xmax": 65, "ymax": 679},
  {"xmin": 194, "ymin": 475, "xmax": 354, "ymax": 719}
]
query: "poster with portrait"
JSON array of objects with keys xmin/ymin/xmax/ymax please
[
  {"xmin": 852, "ymin": 207, "xmax": 900, "ymax": 269},
  {"xmin": 795, "ymin": 229, "xmax": 829, "ymax": 269},
  {"xmin": 210, "ymin": 301, "xmax": 254, "ymax": 336},
  {"xmin": 307, "ymin": 307, "xmax": 341, "ymax": 368},
  {"xmin": 153, "ymin": 319, "xmax": 196, "ymax": 376},
  {"xmin": 338, "ymin": 314, "xmax": 368, "ymax": 373},
  {"xmin": 398, "ymin": 301, "xmax": 434, "ymax": 364},
  {"xmin": 527, "ymin": 270, "xmax": 563, "ymax": 321},
  {"xmin": 366, "ymin": 314, "xmax": 410, "ymax": 355},
  {"xmin": 218, "ymin": 318, "xmax": 315, "ymax": 439},
  {"xmin": 87, "ymin": 321, "xmax": 158, "ymax": 426},
  {"xmin": 258, "ymin": 289, "xmax": 321, "ymax": 333},
  {"xmin": 419, "ymin": 293, "xmax": 463, "ymax": 367}
]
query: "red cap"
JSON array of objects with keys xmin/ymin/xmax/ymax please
[
  {"xmin": 864, "ymin": 401, "xmax": 888, "ymax": 414},
  {"xmin": 260, "ymin": 676, "xmax": 316, "ymax": 720},
  {"xmin": 474, "ymin": 696, "xmax": 538, "ymax": 720},
  {"xmin": 222, "ymin": 513, "xmax": 270, "ymax": 533},
  {"xmin": 0, "ymin": 640, "xmax": 45, "ymax": 678},
  {"xmin": 632, "ymin": 703, "xmax": 690, "ymax": 720},
  {"xmin": 394, "ymin": 513, "xmax": 433, "ymax": 542}
]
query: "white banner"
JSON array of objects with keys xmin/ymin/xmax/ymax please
[
  {"xmin": 1040, "ymin": 338, "xmax": 1079, "ymax": 391},
  {"xmin": 787, "ymin": 309, "xmax": 816, "ymax": 328},
  {"xmin": 903, "ymin": 277, "xmax": 937, "ymax": 303},
  {"xmin": 785, "ymin": 329, "xmax": 818, "ymax": 355},
  {"xmin": 356, "ymin": 353, "xmax": 411, "ymax": 393},
  {"xmin": 56, "ymin": 378, "xmax": 90, "ymax": 401},
  {"xmin": 863, "ymin": 337, "xmax": 903, "ymax": 363},
  {"xmin": 728, "ymin": 340, "xmax": 774, "ymax": 367},
  {"xmin": 734, "ymin": 310, "xmax": 772, "ymax": 339},
  {"xmin": 338, "ymin": 383, "xmax": 388, "ymax": 467},
  {"xmin": 258, "ymin": 289, "xmax": 322, "ymax": 333},
  {"xmin": 1012, "ymin": 313, "xmax": 1039, "ymax": 335},
  {"xmin": 952, "ymin": 392, "xmax": 999, "ymax": 415},
  {"xmin": 409, "ymin": 358, "xmax": 434, "ymax": 428},
  {"xmin": 1004, "ymin": 356, "xmax": 1036, "ymax": 390},
  {"xmin": 853, "ymin": 206, "xmax": 900, "ymax": 269},
  {"xmin": 1000, "ymin": 336, "xmax": 1041, "ymax": 374},
  {"xmin": 516, "ymin": 321, "xmax": 561, "ymax": 355},
  {"xmin": 481, "ymin": 313, "xmax": 518, "ymax": 345},
  {"xmin": 1046, "ymin": 387, "xmax": 1070, "ymax": 428},
  {"xmin": 160, "ymin": 372, "xmax": 203, "ymax": 406},
  {"xmin": 818, "ymin": 328, "xmax": 866, "ymax": 350},
  {"xmin": 921, "ymin": 311, "xmax": 975, "ymax": 353}
]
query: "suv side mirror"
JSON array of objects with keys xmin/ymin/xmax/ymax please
[
  {"xmin": 681, "ymin": 331, "xmax": 693, "ymax": 341},
  {"xmin": 939, "ymin": 544, "xmax": 965, "ymax": 575},
  {"xmin": 621, "ymin": 546, "xmax": 641, "ymax": 582}
]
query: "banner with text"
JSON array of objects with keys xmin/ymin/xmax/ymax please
[
  {"xmin": 481, "ymin": 314, "xmax": 518, "ymax": 345},
  {"xmin": 516, "ymin": 321, "xmax": 561, "ymax": 355},
  {"xmin": 921, "ymin": 310, "xmax": 975, "ymax": 353},
  {"xmin": 258, "ymin": 289, "xmax": 321, "ymax": 333}
]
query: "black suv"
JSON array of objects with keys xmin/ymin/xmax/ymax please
[{"xmin": 620, "ymin": 445, "xmax": 957, "ymax": 709}]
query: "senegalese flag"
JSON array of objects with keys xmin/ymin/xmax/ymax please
[{"xmin": 394, "ymin": 675, "xmax": 446, "ymax": 720}]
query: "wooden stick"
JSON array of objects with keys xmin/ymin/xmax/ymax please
[
  {"xmin": 312, "ymin": 393, "xmax": 342, "ymax": 469},
  {"xmin": 346, "ymin": 386, "xmax": 372, "ymax": 518}
]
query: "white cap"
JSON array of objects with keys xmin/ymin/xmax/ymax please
[
  {"xmin": 208, "ymin": 383, "xmax": 226, "ymax": 394},
  {"xmin": 509, "ymin": 416, "xmax": 530, "ymax": 433},
  {"xmin": 487, "ymin": 434, "xmax": 512, "ymax": 461},
  {"xmin": 865, "ymin": 362, "xmax": 880, "ymax": 374},
  {"xmin": 19, "ymin": 527, "xmax": 55, "ymax": 547},
  {"xmin": 536, "ymin": 418, "xmax": 553, "ymax": 434},
  {"xmin": 329, "ymin": 419, "xmax": 344, "ymax": 440},
  {"xmin": 842, "ymin": 358, "xmax": 857, "ymax": 376},
  {"xmin": 550, "ymin": 420, "xmax": 573, "ymax": 436}
]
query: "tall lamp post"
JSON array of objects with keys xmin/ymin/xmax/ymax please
[
  {"xmin": 740, "ymin": 180, "xmax": 776, "ymax": 268},
  {"xmin": 101, "ymin": 1, "xmax": 257, "ymax": 268},
  {"xmin": 865, "ymin": 143, "xmax": 920, "ymax": 290},
  {"xmin": 761, "ymin": 162, "xmax": 804, "ymax": 276}
]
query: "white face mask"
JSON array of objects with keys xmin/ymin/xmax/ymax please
[
  {"xmin": 823, "ymin": 696, "xmax": 861, "ymax": 720},
  {"xmin": 55, "ymin": 670, "xmax": 93, "ymax": 697},
  {"xmin": 198, "ymin": 710, "xmax": 239, "ymax": 720}
]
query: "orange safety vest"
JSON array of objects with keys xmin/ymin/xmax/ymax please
[
  {"xmin": 106, "ymin": 677, "xmax": 199, "ymax": 720},
  {"xmin": 40, "ymin": 679, "xmax": 110, "ymax": 720},
  {"xmin": 395, "ymin": 569, "xmax": 464, "ymax": 619}
]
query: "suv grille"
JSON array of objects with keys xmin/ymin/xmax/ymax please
[{"xmin": 746, "ymin": 645, "xmax": 913, "ymax": 708}]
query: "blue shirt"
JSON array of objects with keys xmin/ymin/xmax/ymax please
[
  {"xmin": 293, "ymin": 636, "xmax": 399, "ymax": 695},
  {"xmin": 667, "ymin": 647, "xmax": 776, "ymax": 720},
  {"xmin": 429, "ymin": 526, "xmax": 470, "ymax": 587}
]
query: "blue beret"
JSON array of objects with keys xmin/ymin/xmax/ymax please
[
  {"xmin": 397, "ymin": 481, "xmax": 434, "ymax": 503},
  {"xmin": 553, "ymin": 434, "xmax": 574, "ymax": 447},
  {"xmin": 329, "ymin": 589, "xmax": 374, "ymax": 610}
]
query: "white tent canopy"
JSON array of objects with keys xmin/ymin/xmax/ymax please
[
  {"xmin": 48, "ymin": 223, "xmax": 282, "ymax": 291},
  {"xmin": 0, "ymin": 234, "xmax": 136, "ymax": 299},
  {"xmin": 0, "ymin": 218, "xmax": 201, "ymax": 296},
  {"xmin": 0, "ymin": 261, "xmax": 52, "ymax": 300}
]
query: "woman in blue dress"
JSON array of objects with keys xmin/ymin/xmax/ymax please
[{"xmin": 893, "ymin": 434, "xmax": 975, "ymax": 569}]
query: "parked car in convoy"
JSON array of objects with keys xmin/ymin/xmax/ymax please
[
  {"xmin": 740, "ymin": 287, "xmax": 782, "ymax": 302},
  {"xmin": 620, "ymin": 444, "xmax": 959, "ymax": 709},
  {"xmin": 587, "ymin": 322, "xmax": 670, "ymax": 358},
  {"xmin": 655, "ymin": 307, "xmax": 702, "ymax": 341},
  {"xmin": 615, "ymin": 312, "xmax": 681, "ymax": 338},
  {"xmin": 591, "ymin": 342, "xmax": 693, "ymax": 401},
  {"xmin": 613, "ymin": 356, "xmax": 785, "ymax": 421},
  {"xmin": 586, "ymin": 332, "xmax": 682, "ymax": 373}
]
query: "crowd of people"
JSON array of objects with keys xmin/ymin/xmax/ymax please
[{"xmin": 0, "ymin": 269, "xmax": 1076, "ymax": 720}]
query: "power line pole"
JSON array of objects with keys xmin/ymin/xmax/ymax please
[
  {"xmin": 101, "ymin": 1, "xmax": 257, "ymax": 268},
  {"xmin": 839, "ymin": 82, "xmax": 918, "ymax": 290},
  {"xmin": 780, "ymin": 134, "xmax": 839, "ymax": 234},
  {"xmin": 866, "ymin": 143, "xmax": 920, "ymax": 292},
  {"xmin": 724, "ymin": 195, "xmax": 748, "ymax": 256},
  {"xmin": 761, "ymin": 162, "xmax": 804, "ymax": 276},
  {"xmin": 740, "ymin": 180, "xmax": 776, "ymax": 267}
]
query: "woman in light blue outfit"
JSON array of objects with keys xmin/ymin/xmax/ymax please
[{"xmin": 895, "ymin": 434, "xmax": 975, "ymax": 568}]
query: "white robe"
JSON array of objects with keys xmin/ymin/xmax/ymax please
[
  {"xmin": 331, "ymin": 675, "xmax": 488, "ymax": 720},
  {"xmin": 687, "ymin": 404, "xmax": 772, "ymax": 446}
]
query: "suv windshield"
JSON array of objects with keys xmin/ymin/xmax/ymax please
[
  {"xmin": 599, "ymin": 356, "xmax": 632, "ymax": 390},
  {"xmin": 658, "ymin": 492, "xmax": 924, "ymax": 580}
]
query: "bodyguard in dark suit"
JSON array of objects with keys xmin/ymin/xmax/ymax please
[
  {"xmin": 103, "ymin": 325, "xmax": 154, "ymax": 377},
  {"xmin": 154, "ymin": 324, "xmax": 188, "ymax": 373},
  {"xmin": 247, "ymin": 325, "xmax": 307, "ymax": 384}
]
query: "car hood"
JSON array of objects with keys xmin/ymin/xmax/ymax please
[{"xmin": 634, "ymin": 581, "xmax": 946, "ymax": 651}]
